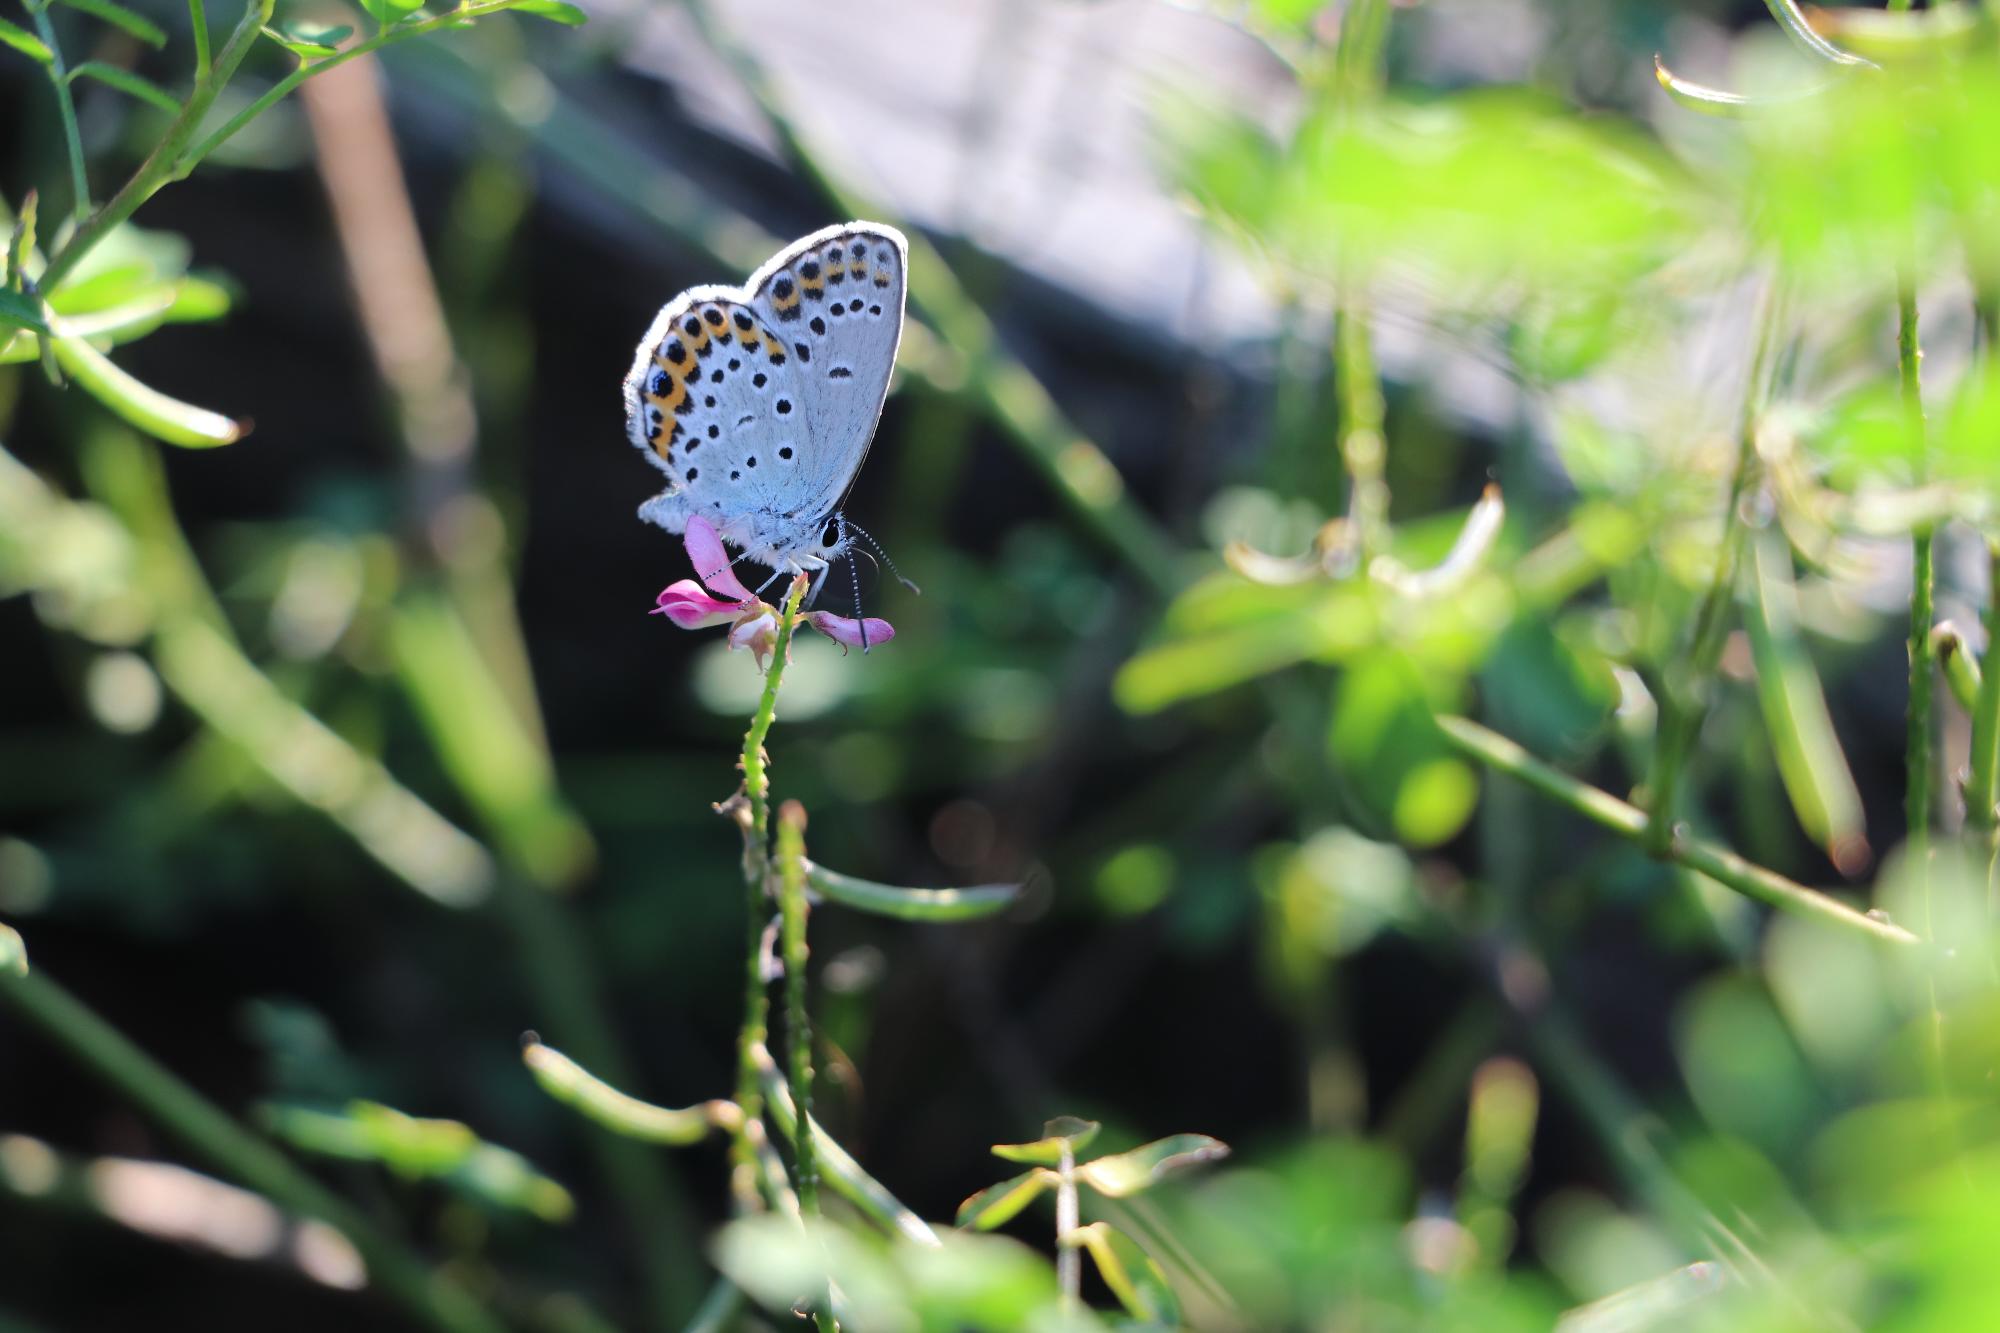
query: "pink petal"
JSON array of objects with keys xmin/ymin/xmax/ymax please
[
  {"xmin": 651, "ymin": 580, "xmax": 744, "ymax": 629},
  {"xmin": 806, "ymin": 611, "xmax": 896, "ymax": 650},
  {"xmin": 683, "ymin": 515, "xmax": 753, "ymax": 602}
]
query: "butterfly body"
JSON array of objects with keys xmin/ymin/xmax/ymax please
[{"xmin": 624, "ymin": 222, "xmax": 908, "ymax": 596}]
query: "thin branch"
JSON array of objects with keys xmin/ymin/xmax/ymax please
[{"xmin": 1437, "ymin": 716, "xmax": 1921, "ymax": 947}]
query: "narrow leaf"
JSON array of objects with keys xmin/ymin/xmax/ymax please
[
  {"xmin": 954, "ymin": 1169, "xmax": 1059, "ymax": 1231},
  {"xmin": 0, "ymin": 16, "xmax": 56, "ymax": 62},
  {"xmin": 0, "ymin": 288, "xmax": 51, "ymax": 335},
  {"xmin": 1761, "ymin": 0, "xmax": 1871, "ymax": 67},
  {"xmin": 1076, "ymin": 1133, "xmax": 1230, "ymax": 1198},
  {"xmin": 49, "ymin": 335, "xmax": 245, "ymax": 447},
  {"xmin": 56, "ymin": 0, "xmax": 167, "ymax": 47},
  {"xmin": 1803, "ymin": 1, "xmax": 1980, "ymax": 61},
  {"xmin": 69, "ymin": 62, "xmax": 181, "ymax": 113},
  {"xmin": 805, "ymin": 860, "xmax": 1021, "ymax": 922},
  {"xmin": 754, "ymin": 1043, "xmax": 940, "ymax": 1245},
  {"xmin": 523, "ymin": 1039, "xmax": 731, "ymax": 1145},
  {"xmin": 260, "ymin": 24, "xmax": 350, "ymax": 58},
  {"xmin": 1652, "ymin": 57, "xmax": 1794, "ymax": 118},
  {"xmin": 1065, "ymin": 1221, "xmax": 1180, "ymax": 1324},
  {"xmin": 1744, "ymin": 532, "xmax": 1869, "ymax": 875},
  {"xmin": 510, "ymin": 0, "xmax": 587, "ymax": 25},
  {"xmin": 992, "ymin": 1116, "xmax": 1100, "ymax": 1165}
]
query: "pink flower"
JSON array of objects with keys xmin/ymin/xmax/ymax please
[
  {"xmin": 652, "ymin": 579, "xmax": 744, "ymax": 628},
  {"xmin": 806, "ymin": 612, "xmax": 896, "ymax": 651},
  {"xmin": 651, "ymin": 515, "xmax": 896, "ymax": 665}
]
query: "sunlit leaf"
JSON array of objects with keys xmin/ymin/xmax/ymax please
[
  {"xmin": 55, "ymin": 0, "xmax": 167, "ymax": 47},
  {"xmin": 0, "ymin": 16, "xmax": 54, "ymax": 63},
  {"xmin": 509, "ymin": 0, "xmax": 587, "ymax": 25},
  {"xmin": 805, "ymin": 860, "xmax": 1021, "ymax": 921},
  {"xmin": 955, "ymin": 1168, "xmax": 1059, "ymax": 1230},
  {"xmin": 1064, "ymin": 1221, "xmax": 1180, "ymax": 1324},
  {"xmin": 1743, "ymin": 533, "xmax": 1868, "ymax": 874},
  {"xmin": 1554, "ymin": 1261, "xmax": 1729, "ymax": 1332},
  {"xmin": 359, "ymin": 0, "xmax": 424, "ymax": 27},
  {"xmin": 68, "ymin": 62, "xmax": 180, "ymax": 113},
  {"xmin": 262, "ymin": 1100, "xmax": 573, "ymax": 1221},
  {"xmin": 523, "ymin": 1039, "xmax": 730, "ymax": 1146},
  {"xmin": 49, "ymin": 336, "xmax": 244, "ymax": 447},
  {"xmin": 261, "ymin": 24, "xmax": 347, "ymax": 58},
  {"xmin": 1076, "ymin": 1134, "xmax": 1230, "ymax": 1198},
  {"xmin": 993, "ymin": 1117, "xmax": 1100, "ymax": 1165}
]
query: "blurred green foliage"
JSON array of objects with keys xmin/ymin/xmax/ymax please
[{"xmin": 8, "ymin": 0, "xmax": 2000, "ymax": 1330}]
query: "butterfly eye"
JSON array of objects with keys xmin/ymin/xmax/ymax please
[{"xmin": 821, "ymin": 519, "xmax": 842, "ymax": 549}]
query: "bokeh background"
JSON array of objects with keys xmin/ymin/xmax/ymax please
[{"xmin": 7, "ymin": 0, "xmax": 2000, "ymax": 1328}]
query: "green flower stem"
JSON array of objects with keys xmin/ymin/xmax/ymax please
[
  {"xmin": 1334, "ymin": 304, "xmax": 1388, "ymax": 563},
  {"xmin": 732, "ymin": 577, "xmax": 809, "ymax": 1179},
  {"xmin": 775, "ymin": 802, "xmax": 834, "ymax": 1333},
  {"xmin": 774, "ymin": 802, "xmax": 819, "ymax": 1215},
  {"xmin": 25, "ymin": 0, "xmax": 90, "ymax": 219},
  {"xmin": 1437, "ymin": 715, "xmax": 1920, "ymax": 947},
  {"xmin": 1965, "ymin": 544, "xmax": 2000, "ymax": 846},
  {"xmin": 0, "ymin": 963, "xmax": 503, "ymax": 1333}
]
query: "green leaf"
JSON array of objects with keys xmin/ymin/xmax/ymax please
[
  {"xmin": 359, "ymin": 0, "xmax": 424, "ymax": 26},
  {"xmin": 992, "ymin": 1117, "xmax": 1100, "ymax": 1165},
  {"xmin": 523, "ymin": 1039, "xmax": 726, "ymax": 1146},
  {"xmin": 1743, "ymin": 533, "xmax": 1868, "ymax": 875},
  {"xmin": 68, "ymin": 62, "xmax": 181, "ymax": 114},
  {"xmin": 1076, "ymin": 1133, "xmax": 1230, "ymax": 1198},
  {"xmin": 55, "ymin": 0, "xmax": 167, "ymax": 47},
  {"xmin": 165, "ymin": 274, "xmax": 233, "ymax": 322},
  {"xmin": 261, "ymin": 23, "xmax": 352, "ymax": 58},
  {"xmin": 755, "ymin": 1044, "xmax": 941, "ymax": 1245},
  {"xmin": 1760, "ymin": 0, "xmax": 1872, "ymax": 67},
  {"xmin": 805, "ymin": 860, "xmax": 1021, "ymax": 921},
  {"xmin": 262, "ymin": 1100, "xmax": 573, "ymax": 1221},
  {"xmin": 48, "ymin": 335, "xmax": 245, "ymax": 447},
  {"xmin": 0, "ymin": 288, "xmax": 51, "ymax": 336},
  {"xmin": 0, "ymin": 16, "xmax": 56, "ymax": 63},
  {"xmin": 955, "ymin": 1168, "xmax": 1059, "ymax": 1231},
  {"xmin": 510, "ymin": 0, "xmax": 587, "ymax": 25},
  {"xmin": 1064, "ymin": 1222, "xmax": 1180, "ymax": 1324}
]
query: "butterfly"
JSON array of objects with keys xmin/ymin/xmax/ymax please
[{"xmin": 623, "ymin": 221, "xmax": 913, "ymax": 609}]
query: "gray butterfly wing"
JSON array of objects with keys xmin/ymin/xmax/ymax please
[
  {"xmin": 624, "ymin": 288, "xmax": 814, "ymax": 549},
  {"xmin": 745, "ymin": 222, "xmax": 908, "ymax": 522}
]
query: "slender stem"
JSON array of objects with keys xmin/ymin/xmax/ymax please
[
  {"xmin": 0, "ymin": 965, "xmax": 504, "ymax": 1333},
  {"xmin": 775, "ymin": 802, "xmax": 818, "ymax": 1215},
  {"xmin": 187, "ymin": 0, "xmax": 212, "ymax": 78},
  {"xmin": 1437, "ymin": 715, "xmax": 1921, "ymax": 947},
  {"xmin": 1965, "ymin": 545, "xmax": 2000, "ymax": 845},
  {"xmin": 732, "ymin": 578, "xmax": 809, "ymax": 1179},
  {"xmin": 178, "ymin": 0, "xmax": 535, "ymax": 178},
  {"xmin": 1646, "ymin": 283, "xmax": 1782, "ymax": 853},
  {"xmin": 1055, "ymin": 1141, "xmax": 1081, "ymax": 1310},
  {"xmin": 1899, "ymin": 280, "xmax": 1933, "ymax": 871},
  {"xmin": 39, "ymin": 0, "xmax": 274, "ymax": 293},
  {"xmin": 26, "ymin": 0, "xmax": 91, "ymax": 219},
  {"xmin": 775, "ymin": 802, "xmax": 834, "ymax": 1328}
]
